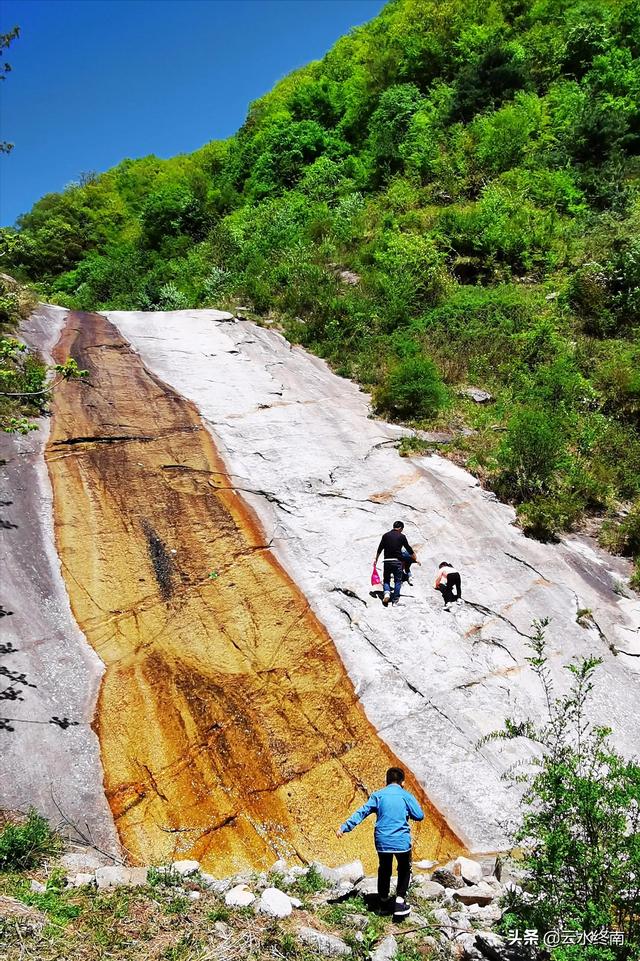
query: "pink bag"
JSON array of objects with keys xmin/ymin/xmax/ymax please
[{"xmin": 371, "ymin": 564, "xmax": 381, "ymax": 587}]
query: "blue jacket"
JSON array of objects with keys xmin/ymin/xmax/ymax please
[{"xmin": 340, "ymin": 783, "xmax": 424, "ymax": 853}]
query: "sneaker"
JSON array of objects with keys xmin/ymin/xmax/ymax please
[
  {"xmin": 382, "ymin": 591, "xmax": 391, "ymax": 606},
  {"xmin": 393, "ymin": 897, "xmax": 411, "ymax": 920}
]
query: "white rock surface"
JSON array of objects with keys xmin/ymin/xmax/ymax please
[
  {"xmin": 171, "ymin": 859, "xmax": 200, "ymax": 876},
  {"xmin": 101, "ymin": 308, "xmax": 640, "ymax": 851},
  {"xmin": 298, "ymin": 926, "xmax": 352, "ymax": 956},
  {"xmin": 60, "ymin": 852, "xmax": 107, "ymax": 873},
  {"xmin": 225, "ymin": 883, "xmax": 256, "ymax": 907},
  {"xmin": 257, "ymin": 887, "xmax": 293, "ymax": 918},
  {"xmin": 29, "ymin": 880, "xmax": 46, "ymax": 893}
]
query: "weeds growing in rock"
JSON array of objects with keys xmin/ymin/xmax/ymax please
[
  {"xmin": 0, "ymin": 809, "xmax": 62, "ymax": 872},
  {"xmin": 481, "ymin": 619, "xmax": 640, "ymax": 960}
]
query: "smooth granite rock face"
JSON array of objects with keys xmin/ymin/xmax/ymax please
[
  {"xmin": 106, "ymin": 308, "xmax": 640, "ymax": 852},
  {"xmin": 0, "ymin": 305, "xmax": 120, "ymax": 857}
]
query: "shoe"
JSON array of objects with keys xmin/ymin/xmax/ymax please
[
  {"xmin": 392, "ymin": 599, "xmax": 400, "ymax": 606},
  {"xmin": 393, "ymin": 897, "xmax": 411, "ymax": 920},
  {"xmin": 382, "ymin": 592, "xmax": 390, "ymax": 606}
]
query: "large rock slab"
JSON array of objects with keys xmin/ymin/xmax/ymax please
[{"xmin": 107, "ymin": 309, "xmax": 640, "ymax": 852}]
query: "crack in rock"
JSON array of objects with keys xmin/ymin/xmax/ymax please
[
  {"xmin": 503, "ymin": 552, "xmax": 550, "ymax": 582},
  {"xmin": 462, "ymin": 601, "xmax": 534, "ymax": 639}
]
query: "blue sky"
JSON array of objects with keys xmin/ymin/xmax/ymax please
[{"xmin": 0, "ymin": 0, "xmax": 385, "ymax": 226}]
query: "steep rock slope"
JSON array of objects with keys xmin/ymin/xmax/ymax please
[
  {"xmin": 0, "ymin": 306, "xmax": 119, "ymax": 855},
  {"xmin": 44, "ymin": 309, "xmax": 463, "ymax": 873},
  {"xmin": 107, "ymin": 308, "xmax": 640, "ymax": 851}
]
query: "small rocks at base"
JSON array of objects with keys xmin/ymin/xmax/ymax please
[
  {"xmin": 452, "ymin": 881, "xmax": 495, "ymax": 906},
  {"xmin": 68, "ymin": 873, "xmax": 96, "ymax": 888},
  {"xmin": 413, "ymin": 859, "xmax": 438, "ymax": 870},
  {"xmin": 313, "ymin": 860, "xmax": 364, "ymax": 885},
  {"xmin": 214, "ymin": 920, "xmax": 231, "ymax": 939},
  {"xmin": 431, "ymin": 867, "xmax": 464, "ymax": 889},
  {"xmin": 60, "ymin": 852, "xmax": 107, "ymax": 874},
  {"xmin": 453, "ymin": 856, "xmax": 483, "ymax": 885},
  {"xmin": 95, "ymin": 865, "xmax": 148, "ymax": 889},
  {"xmin": 412, "ymin": 877, "xmax": 445, "ymax": 900},
  {"xmin": 256, "ymin": 887, "xmax": 293, "ymax": 918},
  {"xmin": 371, "ymin": 934, "xmax": 397, "ymax": 961},
  {"xmin": 298, "ymin": 926, "xmax": 351, "ymax": 957},
  {"xmin": 225, "ymin": 883, "xmax": 256, "ymax": 907},
  {"xmin": 171, "ymin": 859, "xmax": 200, "ymax": 877},
  {"xmin": 29, "ymin": 880, "xmax": 46, "ymax": 893},
  {"xmin": 269, "ymin": 858, "xmax": 288, "ymax": 874}
]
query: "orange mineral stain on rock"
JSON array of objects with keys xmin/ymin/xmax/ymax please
[{"xmin": 46, "ymin": 312, "xmax": 465, "ymax": 874}]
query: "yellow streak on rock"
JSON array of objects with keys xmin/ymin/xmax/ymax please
[{"xmin": 47, "ymin": 312, "xmax": 465, "ymax": 874}]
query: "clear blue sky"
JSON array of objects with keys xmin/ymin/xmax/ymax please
[{"xmin": 0, "ymin": 0, "xmax": 385, "ymax": 226}]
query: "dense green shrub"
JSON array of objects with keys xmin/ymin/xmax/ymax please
[
  {"xmin": 494, "ymin": 409, "xmax": 568, "ymax": 501},
  {"xmin": 374, "ymin": 355, "xmax": 448, "ymax": 419}
]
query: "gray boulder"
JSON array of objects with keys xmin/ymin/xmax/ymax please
[
  {"xmin": 298, "ymin": 926, "xmax": 352, "ymax": 957},
  {"xmin": 412, "ymin": 878, "xmax": 445, "ymax": 900},
  {"xmin": 453, "ymin": 882, "xmax": 495, "ymax": 906},
  {"xmin": 460, "ymin": 387, "xmax": 493, "ymax": 403},
  {"xmin": 431, "ymin": 868, "xmax": 464, "ymax": 889},
  {"xmin": 453, "ymin": 856, "xmax": 484, "ymax": 885},
  {"xmin": 371, "ymin": 934, "xmax": 397, "ymax": 961}
]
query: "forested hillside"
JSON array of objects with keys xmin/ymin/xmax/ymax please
[{"xmin": 3, "ymin": 0, "xmax": 640, "ymax": 578}]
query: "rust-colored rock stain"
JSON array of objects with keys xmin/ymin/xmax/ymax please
[{"xmin": 47, "ymin": 312, "xmax": 465, "ymax": 873}]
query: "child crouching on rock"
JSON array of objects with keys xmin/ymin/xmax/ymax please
[
  {"xmin": 434, "ymin": 561, "xmax": 462, "ymax": 609},
  {"xmin": 336, "ymin": 767, "xmax": 424, "ymax": 920}
]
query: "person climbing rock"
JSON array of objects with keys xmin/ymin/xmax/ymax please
[
  {"xmin": 375, "ymin": 521, "xmax": 417, "ymax": 606},
  {"xmin": 435, "ymin": 561, "xmax": 462, "ymax": 609},
  {"xmin": 336, "ymin": 766, "xmax": 424, "ymax": 920}
]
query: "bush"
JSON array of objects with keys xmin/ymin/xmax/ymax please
[
  {"xmin": 494, "ymin": 409, "xmax": 568, "ymax": 502},
  {"xmin": 483, "ymin": 621, "xmax": 640, "ymax": 960},
  {"xmin": 0, "ymin": 809, "xmax": 61, "ymax": 871},
  {"xmin": 374, "ymin": 355, "xmax": 448, "ymax": 420}
]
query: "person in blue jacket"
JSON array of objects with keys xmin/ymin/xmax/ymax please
[{"xmin": 336, "ymin": 767, "xmax": 424, "ymax": 919}]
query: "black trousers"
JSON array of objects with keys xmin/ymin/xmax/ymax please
[
  {"xmin": 377, "ymin": 850, "xmax": 411, "ymax": 900},
  {"xmin": 437, "ymin": 571, "xmax": 461, "ymax": 604}
]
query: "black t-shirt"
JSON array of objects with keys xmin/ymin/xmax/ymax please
[{"xmin": 378, "ymin": 530, "xmax": 412, "ymax": 561}]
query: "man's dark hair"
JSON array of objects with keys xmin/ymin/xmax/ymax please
[
  {"xmin": 393, "ymin": 521, "xmax": 404, "ymax": 530},
  {"xmin": 386, "ymin": 767, "xmax": 405, "ymax": 784},
  {"xmin": 439, "ymin": 561, "xmax": 452, "ymax": 568}
]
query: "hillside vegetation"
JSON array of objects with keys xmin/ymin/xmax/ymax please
[{"xmin": 3, "ymin": 0, "xmax": 640, "ymax": 578}]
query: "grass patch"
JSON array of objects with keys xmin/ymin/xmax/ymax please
[{"xmin": 0, "ymin": 810, "xmax": 62, "ymax": 872}]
